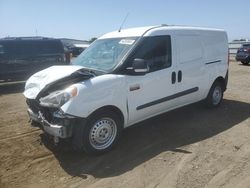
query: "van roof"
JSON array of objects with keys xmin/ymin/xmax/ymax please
[{"xmin": 99, "ymin": 25, "xmax": 225, "ymax": 39}]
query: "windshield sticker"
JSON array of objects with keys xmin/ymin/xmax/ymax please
[{"xmin": 119, "ymin": 39, "xmax": 135, "ymax": 45}]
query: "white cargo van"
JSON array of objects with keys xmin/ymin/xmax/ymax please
[{"xmin": 24, "ymin": 25, "xmax": 229, "ymax": 154}]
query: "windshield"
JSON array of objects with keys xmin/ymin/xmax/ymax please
[{"xmin": 72, "ymin": 37, "xmax": 138, "ymax": 72}]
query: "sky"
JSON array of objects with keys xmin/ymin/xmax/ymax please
[{"xmin": 0, "ymin": 0, "xmax": 250, "ymax": 41}]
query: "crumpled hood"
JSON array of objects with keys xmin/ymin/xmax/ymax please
[{"xmin": 24, "ymin": 65, "xmax": 84, "ymax": 99}]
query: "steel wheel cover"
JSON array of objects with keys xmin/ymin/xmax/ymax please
[
  {"xmin": 89, "ymin": 117, "xmax": 117, "ymax": 150},
  {"xmin": 212, "ymin": 86, "xmax": 222, "ymax": 105}
]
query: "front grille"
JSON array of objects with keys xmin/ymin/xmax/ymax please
[
  {"xmin": 26, "ymin": 99, "xmax": 57, "ymax": 122},
  {"xmin": 26, "ymin": 99, "xmax": 40, "ymax": 113}
]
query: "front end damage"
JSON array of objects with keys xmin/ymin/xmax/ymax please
[
  {"xmin": 24, "ymin": 67, "xmax": 94, "ymax": 144},
  {"xmin": 26, "ymin": 99, "xmax": 79, "ymax": 143}
]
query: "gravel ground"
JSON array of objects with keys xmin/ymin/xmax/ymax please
[{"xmin": 0, "ymin": 61, "xmax": 250, "ymax": 188}]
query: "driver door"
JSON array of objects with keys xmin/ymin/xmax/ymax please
[{"xmin": 125, "ymin": 35, "xmax": 178, "ymax": 125}]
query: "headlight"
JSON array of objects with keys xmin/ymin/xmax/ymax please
[{"xmin": 39, "ymin": 86, "xmax": 78, "ymax": 108}]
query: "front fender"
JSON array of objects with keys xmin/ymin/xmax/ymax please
[{"xmin": 61, "ymin": 74, "xmax": 128, "ymax": 124}]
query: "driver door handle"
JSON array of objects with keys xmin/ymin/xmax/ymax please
[{"xmin": 130, "ymin": 84, "xmax": 140, "ymax": 91}]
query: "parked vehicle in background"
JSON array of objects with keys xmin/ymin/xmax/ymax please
[
  {"xmin": 0, "ymin": 37, "xmax": 67, "ymax": 82},
  {"xmin": 60, "ymin": 38, "xmax": 90, "ymax": 58},
  {"xmin": 70, "ymin": 44, "xmax": 90, "ymax": 57},
  {"xmin": 236, "ymin": 43, "xmax": 250, "ymax": 65},
  {"xmin": 24, "ymin": 25, "xmax": 229, "ymax": 154}
]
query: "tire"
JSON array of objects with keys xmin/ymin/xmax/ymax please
[
  {"xmin": 241, "ymin": 61, "xmax": 249, "ymax": 65},
  {"xmin": 73, "ymin": 110, "xmax": 122, "ymax": 155},
  {"xmin": 205, "ymin": 81, "xmax": 224, "ymax": 108}
]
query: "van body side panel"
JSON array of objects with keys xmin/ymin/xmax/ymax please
[
  {"xmin": 125, "ymin": 67, "xmax": 177, "ymax": 126},
  {"xmin": 141, "ymin": 29, "xmax": 228, "ymax": 111},
  {"xmin": 201, "ymin": 31, "xmax": 228, "ymax": 99},
  {"xmin": 174, "ymin": 33, "xmax": 205, "ymax": 106},
  {"xmin": 61, "ymin": 75, "xmax": 129, "ymax": 126}
]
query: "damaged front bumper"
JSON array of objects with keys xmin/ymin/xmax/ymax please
[{"xmin": 27, "ymin": 108, "xmax": 74, "ymax": 138}]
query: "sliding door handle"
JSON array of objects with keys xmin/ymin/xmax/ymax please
[
  {"xmin": 178, "ymin": 71, "xmax": 182, "ymax": 82},
  {"xmin": 171, "ymin": 72, "xmax": 176, "ymax": 84}
]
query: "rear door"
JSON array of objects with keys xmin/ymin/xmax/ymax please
[{"xmin": 174, "ymin": 35, "xmax": 205, "ymax": 106}]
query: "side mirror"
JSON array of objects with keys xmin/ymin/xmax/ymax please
[{"xmin": 132, "ymin": 58, "xmax": 149, "ymax": 75}]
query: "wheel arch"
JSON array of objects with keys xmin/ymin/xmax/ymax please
[
  {"xmin": 205, "ymin": 76, "xmax": 227, "ymax": 99},
  {"xmin": 88, "ymin": 105, "xmax": 125, "ymax": 128},
  {"xmin": 214, "ymin": 76, "xmax": 227, "ymax": 91}
]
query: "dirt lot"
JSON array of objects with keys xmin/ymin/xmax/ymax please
[{"xmin": 0, "ymin": 62, "xmax": 250, "ymax": 188}]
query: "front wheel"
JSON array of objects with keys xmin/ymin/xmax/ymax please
[
  {"xmin": 205, "ymin": 81, "xmax": 223, "ymax": 108},
  {"xmin": 73, "ymin": 111, "xmax": 122, "ymax": 155}
]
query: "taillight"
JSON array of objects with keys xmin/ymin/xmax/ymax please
[{"xmin": 228, "ymin": 49, "xmax": 230, "ymax": 65}]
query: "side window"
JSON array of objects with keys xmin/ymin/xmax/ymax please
[{"xmin": 128, "ymin": 35, "xmax": 171, "ymax": 72}]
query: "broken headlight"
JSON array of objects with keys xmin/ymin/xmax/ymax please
[{"xmin": 39, "ymin": 86, "xmax": 78, "ymax": 108}]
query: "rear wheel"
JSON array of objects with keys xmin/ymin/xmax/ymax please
[
  {"xmin": 73, "ymin": 111, "xmax": 122, "ymax": 155},
  {"xmin": 205, "ymin": 81, "xmax": 223, "ymax": 108}
]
